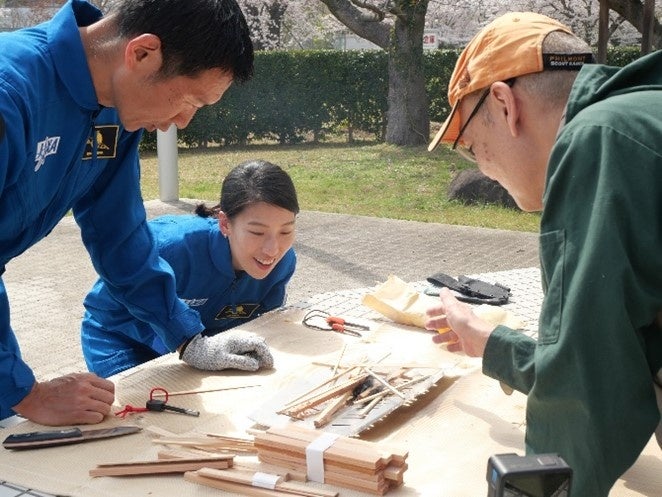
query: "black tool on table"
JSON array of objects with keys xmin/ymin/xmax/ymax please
[
  {"xmin": 146, "ymin": 398, "xmax": 199, "ymax": 417},
  {"xmin": 2, "ymin": 425, "xmax": 141, "ymax": 450},
  {"xmin": 144, "ymin": 386, "xmax": 199, "ymax": 417}
]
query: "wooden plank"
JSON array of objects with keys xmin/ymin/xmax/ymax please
[
  {"xmin": 258, "ymin": 428, "xmax": 383, "ymax": 469},
  {"xmin": 196, "ymin": 467, "xmax": 339, "ymax": 497},
  {"xmin": 257, "ymin": 448, "xmax": 405, "ymax": 485},
  {"xmin": 184, "ymin": 471, "xmax": 338, "ymax": 497},
  {"xmin": 256, "ymin": 449, "xmax": 384, "ymax": 482},
  {"xmin": 89, "ymin": 457, "xmax": 232, "ymax": 477},
  {"xmin": 256, "ymin": 454, "xmax": 388, "ymax": 495},
  {"xmin": 255, "ymin": 439, "xmax": 382, "ymax": 474},
  {"xmin": 235, "ymin": 462, "xmax": 308, "ymax": 483},
  {"xmin": 185, "ymin": 471, "xmax": 296, "ymax": 497},
  {"xmin": 153, "ymin": 435, "xmax": 254, "ymax": 452}
]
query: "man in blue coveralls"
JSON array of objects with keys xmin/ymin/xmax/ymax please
[{"xmin": 0, "ymin": 0, "xmax": 273, "ymax": 426}]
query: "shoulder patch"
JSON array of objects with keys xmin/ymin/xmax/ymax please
[
  {"xmin": 83, "ymin": 125, "xmax": 119, "ymax": 160},
  {"xmin": 215, "ymin": 304, "xmax": 261, "ymax": 320}
]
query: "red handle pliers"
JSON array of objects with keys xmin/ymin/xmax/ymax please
[{"xmin": 302, "ymin": 310, "xmax": 369, "ymax": 337}]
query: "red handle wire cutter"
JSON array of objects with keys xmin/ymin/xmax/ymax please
[{"xmin": 302, "ymin": 310, "xmax": 369, "ymax": 337}]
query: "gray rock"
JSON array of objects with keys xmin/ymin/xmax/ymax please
[{"xmin": 448, "ymin": 168, "xmax": 517, "ymax": 209}]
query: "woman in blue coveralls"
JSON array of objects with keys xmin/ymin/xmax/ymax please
[{"xmin": 81, "ymin": 159, "xmax": 299, "ymax": 378}]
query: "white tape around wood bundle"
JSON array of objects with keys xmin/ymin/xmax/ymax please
[{"xmin": 305, "ymin": 432, "xmax": 340, "ymax": 482}]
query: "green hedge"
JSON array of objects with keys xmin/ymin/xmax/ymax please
[{"xmin": 140, "ymin": 46, "xmax": 641, "ymax": 150}]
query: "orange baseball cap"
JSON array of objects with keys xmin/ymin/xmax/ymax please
[{"xmin": 428, "ymin": 12, "xmax": 578, "ymax": 152}]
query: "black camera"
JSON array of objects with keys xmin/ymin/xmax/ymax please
[{"xmin": 486, "ymin": 453, "xmax": 572, "ymax": 497}]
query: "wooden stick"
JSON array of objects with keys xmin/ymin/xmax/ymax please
[
  {"xmin": 353, "ymin": 387, "xmax": 391, "ymax": 405},
  {"xmin": 312, "ymin": 361, "xmax": 442, "ymax": 370},
  {"xmin": 158, "ymin": 448, "xmax": 234, "ymax": 460},
  {"xmin": 392, "ymin": 373, "xmax": 433, "ymax": 391},
  {"xmin": 150, "ymin": 384, "xmax": 262, "ymax": 397},
  {"xmin": 358, "ymin": 395, "xmax": 382, "ymax": 418},
  {"xmin": 354, "ymin": 373, "xmax": 433, "ymax": 405},
  {"xmin": 153, "ymin": 435, "xmax": 255, "ymax": 453},
  {"xmin": 331, "ymin": 344, "xmax": 347, "ymax": 376},
  {"xmin": 313, "ymin": 390, "xmax": 352, "ymax": 428},
  {"xmin": 363, "ymin": 367, "xmax": 406, "ymax": 399},
  {"xmin": 279, "ymin": 366, "xmax": 359, "ymax": 412},
  {"xmin": 89, "ymin": 456, "xmax": 232, "ymax": 477},
  {"xmin": 278, "ymin": 374, "xmax": 369, "ymax": 417}
]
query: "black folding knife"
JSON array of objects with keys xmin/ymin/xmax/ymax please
[{"xmin": 3, "ymin": 425, "xmax": 141, "ymax": 450}]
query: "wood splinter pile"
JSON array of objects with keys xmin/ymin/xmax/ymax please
[
  {"xmin": 254, "ymin": 425, "xmax": 408, "ymax": 495},
  {"xmin": 277, "ymin": 362, "xmax": 435, "ymax": 428}
]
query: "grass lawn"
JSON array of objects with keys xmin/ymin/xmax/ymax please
[{"xmin": 138, "ymin": 140, "xmax": 541, "ymax": 233}]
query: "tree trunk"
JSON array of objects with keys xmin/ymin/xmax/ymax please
[
  {"xmin": 608, "ymin": 0, "xmax": 662, "ymax": 49},
  {"xmin": 317, "ymin": 0, "xmax": 430, "ymax": 146},
  {"xmin": 385, "ymin": 6, "xmax": 429, "ymax": 145}
]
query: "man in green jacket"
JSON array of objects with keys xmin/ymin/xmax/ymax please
[{"xmin": 427, "ymin": 12, "xmax": 662, "ymax": 497}]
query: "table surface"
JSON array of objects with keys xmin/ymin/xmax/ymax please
[{"xmin": 1, "ymin": 267, "xmax": 660, "ymax": 497}]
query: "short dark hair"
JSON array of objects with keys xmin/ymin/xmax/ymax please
[
  {"xmin": 196, "ymin": 160, "xmax": 299, "ymax": 219},
  {"xmin": 111, "ymin": 0, "xmax": 253, "ymax": 82}
]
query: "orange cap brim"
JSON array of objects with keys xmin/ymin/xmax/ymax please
[{"xmin": 428, "ymin": 100, "xmax": 461, "ymax": 152}]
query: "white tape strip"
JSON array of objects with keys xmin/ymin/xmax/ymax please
[
  {"xmin": 305, "ymin": 432, "xmax": 340, "ymax": 482},
  {"xmin": 252, "ymin": 471, "xmax": 280, "ymax": 489}
]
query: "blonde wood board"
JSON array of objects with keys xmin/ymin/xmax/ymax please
[
  {"xmin": 257, "ymin": 449, "xmax": 407, "ymax": 485},
  {"xmin": 255, "ymin": 454, "xmax": 389, "ymax": 495},
  {"xmin": 254, "ymin": 435, "xmax": 383, "ymax": 472},
  {"xmin": 196, "ymin": 467, "xmax": 338, "ymax": 497},
  {"xmin": 184, "ymin": 470, "xmax": 338, "ymax": 497},
  {"xmin": 262, "ymin": 426, "xmax": 382, "ymax": 462},
  {"xmin": 89, "ymin": 457, "xmax": 232, "ymax": 477},
  {"xmin": 153, "ymin": 435, "xmax": 255, "ymax": 452},
  {"xmin": 277, "ymin": 425, "xmax": 408, "ymax": 462},
  {"xmin": 256, "ymin": 450, "xmax": 387, "ymax": 486},
  {"xmin": 259, "ymin": 425, "xmax": 408, "ymax": 468},
  {"xmin": 157, "ymin": 448, "xmax": 222, "ymax": 459},
  {"xmin": 185, "ymin": 471, "xmax": 297, "ymax": 497}
]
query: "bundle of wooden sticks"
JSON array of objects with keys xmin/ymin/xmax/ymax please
[
  {"xmin": 254, "ymin": 425, "xmax": 408, "ymax": 495},
  {"xmin": 277, "ymin": 362, "xmax": 436, "ymax": 429}
]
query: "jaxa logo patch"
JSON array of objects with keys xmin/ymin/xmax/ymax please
[
  {"xmin": 34, "ymin": 136, "xmax": 61, "ymax": 171},
  {"xmin": 83, "ymin": 125, "xmax": 119, "ymax": 160},
  {"xmin": 215, "ymin": 304, "xmax": 260, "ymax": 320}
]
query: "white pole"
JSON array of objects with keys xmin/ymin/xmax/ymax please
[{"xmin": 156, "ymin": 126, "xmax": 179, "ymax": 201}]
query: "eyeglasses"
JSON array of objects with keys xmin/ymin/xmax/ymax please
[{"xmin": 451, "ymin": 79, "xmax": 516, "ymax": 163}]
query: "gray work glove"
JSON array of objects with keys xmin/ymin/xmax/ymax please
[{"xmin": 180, "ymin": 332, "xmax": 274, "ymax": 372}]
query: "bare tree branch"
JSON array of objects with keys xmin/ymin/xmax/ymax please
[
  {"xmin": 349, "ymin": 0, "xmax": 385, "ymax": 21},
  {"xmin": 319, "ymin": 0, "xmax": 391, "ymax": 47}
]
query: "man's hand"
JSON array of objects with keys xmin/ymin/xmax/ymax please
[
  {"xmin": 13, "ymin": 373, "xmax": 115, "ymax": 426},
  {"xmin": 180, "ymin": 332, "xmax": 274, "ymax": 372},
  {"xmin": 425, "ymin": 287, "xmax": 495, "ymax": 357}
]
